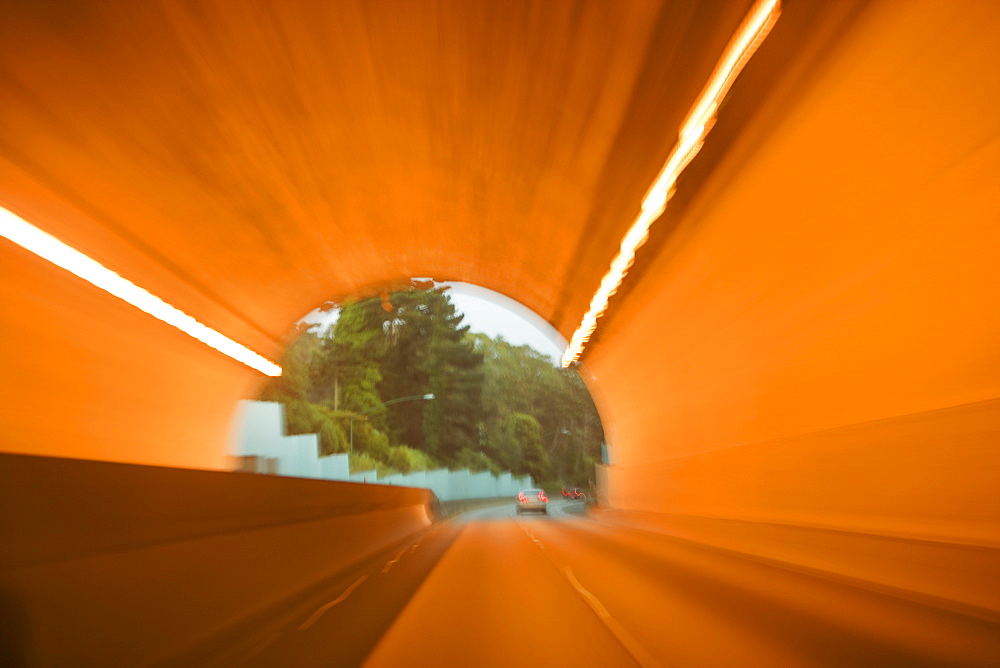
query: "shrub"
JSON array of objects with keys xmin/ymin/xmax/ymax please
[
  {"xmin": 317, "ymin": 421, "xmax": 348, "ymax": 455},
  {"xmin": 386, "ymin": 445, "xmax": 438, "ymax": 473},
  {"xmin": 453, "ymin": 448, "xmax": 500, "ymax": 475},
  {"xmin": 349, "ymin": 453, "xmax": 398, "ymax": 477}
]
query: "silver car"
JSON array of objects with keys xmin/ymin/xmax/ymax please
[{"xmin": 515, "ymin": 488, "xmax": 548, "ymax": 515}]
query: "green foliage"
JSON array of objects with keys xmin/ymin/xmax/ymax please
[
  {"xmin": 473, "ymin": 333, "xmax": 603, "ymax": 485},
  {"xmin": 453, "ymin": 448, "xmax": 500, "ymax": 475},
  {"xmin": 374, "ymin": 289, "xmax": 484, "ymax": 458},
  {"xmin": 386, "ymin": 445, "xmax": 438, "ymax": 473},
  {"xmin": 345, "ymin": 417, "xmax": 388, "ymax": 460},
  {"xmin": 317, "ymin": 421, "xmax": 348, "ymax": 456},
  {"xmin": 349, "ymin": 453, "xmax": 398, "ymax": 477},
  {"xmin": 282, "ymin": 400, "xmax": 351, "ymax": 456},
  {"xmin": 325, "ymin": 304, "xmax": 386, "ymax": 417},
  {"xmin": 259, "ymin": 287, "xmax": 603, "ymax": 485},
  {"xmin": 495, "ymin": 413, "xmax": 551, "ymax": 480},
  {"xmin": 259, "ymin": 330, "xmax": 322, "ymax": 403}
]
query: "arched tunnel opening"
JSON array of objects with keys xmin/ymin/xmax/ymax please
[
  {"xmin": 1, "ymin": 0, "xmax": 998, "ymax": 664},
  {"xmin": 234, "ymin": 280, "xmax": 607, "ymax": 496}
]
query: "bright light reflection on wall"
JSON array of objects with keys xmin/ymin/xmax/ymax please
[
  {"xmin": 562, "ymin": 0, "xmax": 782, "ymax": 367},
  {"xmin": 0, "ymin": 207, "xmax": 282, "ymax": 377}
]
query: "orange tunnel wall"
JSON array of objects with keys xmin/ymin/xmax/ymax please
[
  {"xmin": 589, "ymin": 0, "xmax": 1000, "ymax": 545},
  {"xmin": 0, "ymin": 0, "xmax": 997, "ymax": 552},
  {"xmin": 0, "ymin": 237, "xmax": 261, "ymax": 470}
]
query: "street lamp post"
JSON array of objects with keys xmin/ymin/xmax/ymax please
[
  {"xmin": 348, "ymin": 393, "xmax": 435, "ymax": 455},
  {"xmin": 551, "ymin": 427, "xmax": 570, "ymax": 480}
]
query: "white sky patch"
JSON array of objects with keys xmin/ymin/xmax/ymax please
[
  {"xmin": 300, "ymin": 306, "xmax": 339, "ymax": 331},
  {"xmin": 444, "ymin": 282, "xmax": 566, "ymax": 363}
]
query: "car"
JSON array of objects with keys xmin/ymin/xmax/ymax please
[
  {"xmin": 515, "ymin": 488, "xmax": 548, "ymax": 515},
  {"xmin": 561, "ymin": 486, "xmax": 586, "ymax": 500}
]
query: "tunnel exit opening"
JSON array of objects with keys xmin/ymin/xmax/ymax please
[{"xmin": 232, "ymin": 280, "xmax": 607, "ymax": 502}]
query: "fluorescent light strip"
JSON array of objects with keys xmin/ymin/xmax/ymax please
[
  {"xmin": 561, "ymin": 0, "xmax": 781, "ymax": 367},
  {"xmin": 0, "ymin": 207, "xmax": 282, "ymax": 377}
]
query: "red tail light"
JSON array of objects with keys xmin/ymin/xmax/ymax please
[{"xmin": 539, "ymin": 493, "xmax": 548, "ymax": 503}]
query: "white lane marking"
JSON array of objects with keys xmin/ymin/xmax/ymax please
[
  {"xmin": 522, "ymin": 528, "xmax": 544, "ymax": 549},
  {"xmin": 381, "ymin": 546, "xmax": 409, "ymax": 574},
  {"xmin": 563, "ymin": 566, "xmax": 613, "ymax": 620},
  {"xmin": 563, "ymin": 566, "xmax": 660, "ymax": 667},
  {"xmin": 519, "ymin": 524, "xmax": 659, "ymax": 667},
  {"xmin": 298, "ymin": 575, "xmax": 368, "ymax": 630}
]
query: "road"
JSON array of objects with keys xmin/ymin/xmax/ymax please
[{"xmin": 228, "ymin": 500, "xmax": 999, "ymax": 667}]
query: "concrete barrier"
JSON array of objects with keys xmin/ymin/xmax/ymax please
[{"xmin": 0, "ymin": 452, "xmax": 438, "ymax": 665}]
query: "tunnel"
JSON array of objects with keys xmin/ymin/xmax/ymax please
[{"xmin": 1, "ymin": 0, "xmax": 998, "ymax": 664}]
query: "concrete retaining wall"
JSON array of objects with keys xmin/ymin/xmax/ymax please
[{"xmin": 229, "ymin": 401, "xmax": 533, "ymax": 500}]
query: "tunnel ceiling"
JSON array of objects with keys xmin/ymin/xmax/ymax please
[{"xmin": 0, "ymin": 0, "xmax": 759, "ymax": 359}]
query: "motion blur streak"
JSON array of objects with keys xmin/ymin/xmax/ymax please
[
  {"xmin": 364, "ymin": 519, "xmax": 638, "ymax": 665},
  {"xmin": 1, "ymin": 0, "xmax": 999, "ymax": 663},
  {"xmin": 0, "ymin": 207, "xmax": 281, "ymax": 377},
  {"xmin": 561, "ymin": 0, "xmax": 781, "ymax": 367},
  {"xmin": 363, "ymin": 504, "xmax": 1000, "ymax": 666}
]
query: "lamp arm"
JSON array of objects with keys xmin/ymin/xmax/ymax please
[{"xmin": 359, "ymin": 393, "xmax": 435, "ymax": 415}]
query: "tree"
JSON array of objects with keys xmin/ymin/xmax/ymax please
[
  {"xmin": 373, "ymin": 288, "xmax": 484, "ymax": 458},
  {"xmin": 259, "ymin": 328, "xmax": 322, "ymax": 403},
  {"xmin": 473, "ymin": 333, "xmax": 604, "ymax": 485},
  {"xmin": 256, "ymin": 287, "xmax": 602, "ymax": 484},
  {"xmin": 421, "ymin": 295, "xmax": 484, "ymax": 460},
  {"xmin": 493, "ymin": 412, "xmax": 550, "ymax": 481},
  {"xmin": 321, "ymin": 302, "xmax": 386, "ymax": 418}
]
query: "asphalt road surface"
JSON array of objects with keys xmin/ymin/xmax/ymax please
[{"xmin": 228, "ymin": 500, "xmax": 998, "ymax": 667}]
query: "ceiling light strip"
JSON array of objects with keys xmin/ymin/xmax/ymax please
[
  {"xmin": 0, "ymin": 207, "xmax": 282, "ymax": 376},
  {"xmin": 561, "ymin": 0, "xmax": 781, "ymax": 367}
]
